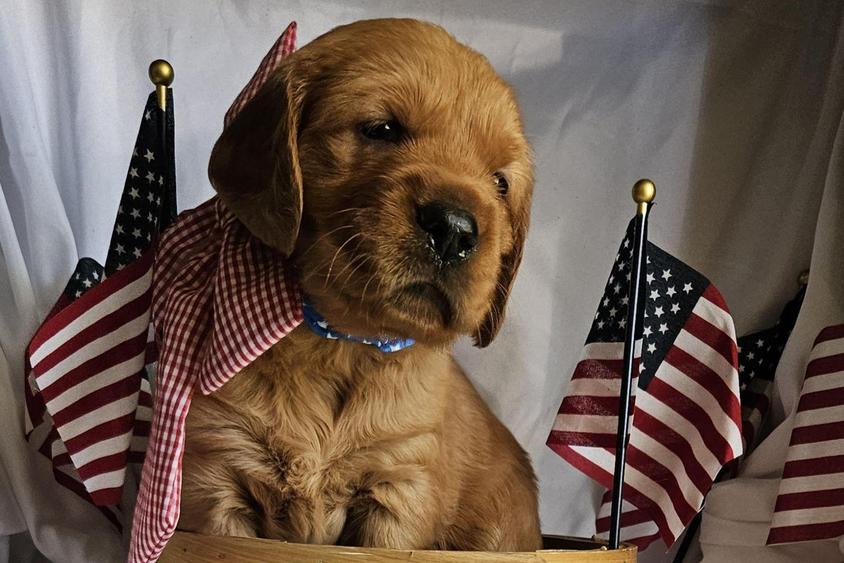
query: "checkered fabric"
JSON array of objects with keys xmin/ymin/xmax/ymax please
[
  {"xmin": 128, "ymin": 22, "xmax": 300, "ymax": 563},
  {"xmin": 224, "ymin": 21, "xmax": 297, "ymax": 128}
]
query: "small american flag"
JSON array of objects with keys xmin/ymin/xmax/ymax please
[
  {"xmin": 129, "ymin": 23, "xmax": 299, "ymax": 563},
  {"xmin": 593, "ymin": 285, "xmax": 806, "ymax": 548},
  {"xmin": 23, "ymin": 89, "xmax": 175, "ymax": 516},
  {"xmin": 736, "ymin": 287, "xmax": 804, "ymax": 454},
  {"xmin": 546, "ymin": 219, "xmax": 743, "ymax": 549},
  {"xmin": 767, "ymin": 324, "xmax": 844, "ymax": 544}
]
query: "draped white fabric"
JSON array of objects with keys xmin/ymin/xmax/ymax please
[{"xmin": 1, "ymin": 2, "xmax": 841, "ymax": 562}]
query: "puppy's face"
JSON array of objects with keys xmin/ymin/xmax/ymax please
[{"xmin": 210, "ymin": 19, "xmax": 532, "ymax": 346}]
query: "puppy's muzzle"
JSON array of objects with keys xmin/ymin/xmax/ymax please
[{"xmin": 415, "ymin": 202, "xmax": 478, "ymax": 266}]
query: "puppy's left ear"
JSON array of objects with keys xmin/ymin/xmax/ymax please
[
  {"xmin": 473, "ymin": 197, "xmax": 531, "ymax": 348},
  {"xmin": 208, "ymin": 62, "xmax": 305, "ymax": 255}
]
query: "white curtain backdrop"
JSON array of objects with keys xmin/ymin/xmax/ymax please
[{"xmin": 1, "ymin": 2, "xmax": 842, "ymax": 562}]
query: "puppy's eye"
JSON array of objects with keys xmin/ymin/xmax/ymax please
[
  {"xmin": 493, "ymin": 172, "xmax": 509, "ymax": 196},
  {"xmin": 360, "ymin": 120, "xmax": 404, "ymax": 143}
]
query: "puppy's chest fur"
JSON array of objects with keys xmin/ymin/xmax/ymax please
[{"xmin": 180, "ymin": 327, "xmax": 451, "ymax": 545}]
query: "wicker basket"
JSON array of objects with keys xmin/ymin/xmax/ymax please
[{"xmin": 160, "ymin": 532, "xmax": 637, "ymax": 562}]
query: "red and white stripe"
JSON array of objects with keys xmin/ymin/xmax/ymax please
[
  {"xmin": 768, "ymin": 324, "xmax": 844, "ymax": 545},
  {"xmin": 130, "ymin": 376, "xmax": 153, "ymax": 462},
  {"xmin": 548, "ymin": 285, "xmax": 742, "ymax": 548},
  {"xmin": 26, "ymin": 250, "xmax": 154, "ymax": 506},
  {"xmin": 24, "ymin": 311, "xmax": 152, "ymax": 529},
  {"xmin": 23, "ymin": 408, "xmax": 124, "ymax": 529},
  {"xmin": 595, "ymin": 490, "xmax": 660, "ymax": 548},
  {"xmin": 740, "ymin": 376, "xmax": 773, "ymax": 453}
]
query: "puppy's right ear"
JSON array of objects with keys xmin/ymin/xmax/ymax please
[{"xmin": 208, "ymin": 64, "xmax": 304, "ymax": 255}]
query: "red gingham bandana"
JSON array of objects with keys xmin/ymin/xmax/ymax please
[
  {"xmin": 225, "ymin": 21, "xmax": 297, "ymax": 128},
  {"xmin": 129, "ymin": 22, "xmax": 300, "ymax": 563}
]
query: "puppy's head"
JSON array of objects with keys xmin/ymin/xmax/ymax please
[{"xmin": 210, "ymin": 19, "xmax": 532, "ymax": 347}]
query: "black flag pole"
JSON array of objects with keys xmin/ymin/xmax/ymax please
[
  {"xmin": 608, "ymin": 179, "xmax": 656, "ymax": 549},
  {"xmin": 148, "ymin": 60, "xmax": 172, "ymax": 164},
  {"xmin": 148, "ymin": 59, "xmax": 177, "ymax": 230}
]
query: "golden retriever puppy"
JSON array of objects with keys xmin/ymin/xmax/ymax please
[{"xmin": 179, "ymin": 18, "xmax": 540, "ymax": 551}]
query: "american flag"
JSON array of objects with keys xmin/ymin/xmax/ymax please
[
  {"xmin": 23, "ymin": 88, "xmax": 175, "ymax": 519},
  {"xmin": 594, "ymin": 284, "xmax": 806, "ymax": 550},
  {"xmin": 546, "ymin": 219, "xmax": 743, "ymax": 549},
  {"xmin": 129, "ymin": 22, "xmax": 300, "ymax": 563},
  {"xmin": 767, "ymin": 324, "xmax": 844, "ymax": 544},
  {"xmin": 736, "ymin": 286, "xmax": 804, "ymax": 454}
]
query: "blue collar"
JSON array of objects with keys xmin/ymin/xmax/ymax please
[{"xmin": 302, "ymin": 300, "xmax": 415, "ymax": 353}]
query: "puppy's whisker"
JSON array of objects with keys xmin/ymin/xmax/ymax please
[
  {"xmin": 300, "ymin": 224, "xmax": 355, "ymax": 257},
  {"xmin": 323, "ymin": 233, "xmax": 363, "ymax": 288},
  {"xmin": 327, "ymin": 240, "xmax": 368, "ymax": 297},
  {"xmin": 360, "ymin": 272, "xmax": 378, "ymax": 307},
  {"xmin": 324, "ymin": 207, "xmax": 368, "ymax": 219},
  {"xmin": 332, "ymin": 237, "xmax": 369, "ymax": 283},
  {"xmin": 486, "ymin": 299, "xmax": 503, "ymax": 329},
  {"xmin": 332, "ymin": 254, "xmax": 372, "ymax": 299},
  {"xmin": 336, "ymin": 254, "xmax": 372, "ymax": 294}
]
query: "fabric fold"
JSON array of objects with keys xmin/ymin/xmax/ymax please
[{"xmin": 129, "ymin": 197, "xmax": 302, "ymax": 562}]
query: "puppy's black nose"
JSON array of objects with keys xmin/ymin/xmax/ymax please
[{"xmin": 416, "ymin": 202, "xmax": 478, "ymax": 265}]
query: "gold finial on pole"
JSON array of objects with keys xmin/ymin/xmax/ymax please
[
  {"xmin": 798, "ymin": 269, "xmax": 810, "ymax": 286},
  {"xmin": 632, "ymin": 178, "xmax": 656, "ymax": 215},
  {"xmin": 148, "ymin": 59, "xmax": 174, "ymax": 112}
]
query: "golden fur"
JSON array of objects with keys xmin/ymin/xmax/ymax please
[{"xmin": 179, "ymin": 18, "xmax": 540, "ymax": 551}]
